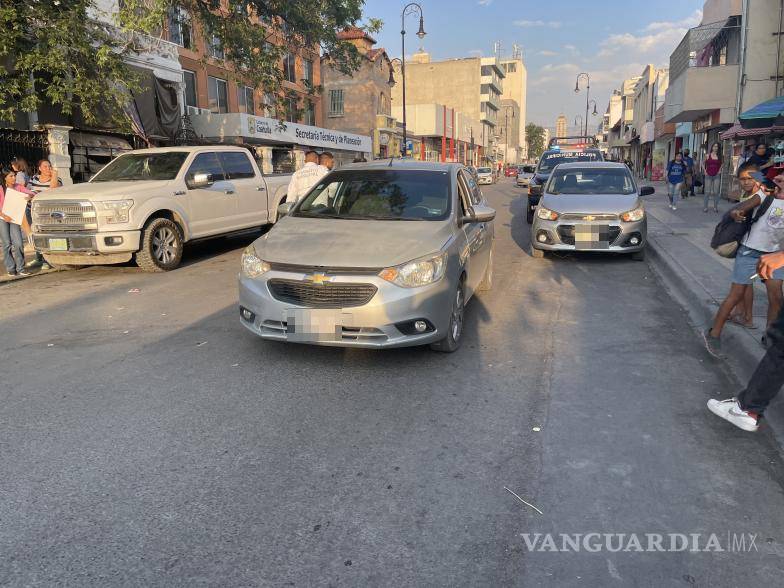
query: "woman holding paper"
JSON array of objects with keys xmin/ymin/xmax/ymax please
[{"xmin": 0, "ymin": 170, "xmax": 32, "ymax": 276}]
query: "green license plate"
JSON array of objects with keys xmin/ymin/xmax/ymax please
[{"xmin": 49, "ymin": 238, "xmax": 68, "ymax": 251}]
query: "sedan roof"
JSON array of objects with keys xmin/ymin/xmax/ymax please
[
  {"xmin": 554, "ymin": 161, "xmax": 630, "ymax": 170},
  {"xmin": 340, "ymin": 160, "xmax": 460, "ymax": 173}
]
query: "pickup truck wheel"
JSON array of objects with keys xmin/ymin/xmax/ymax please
[{"xmin": 135, "ymin": 218, "xmax": 183, "ymax": 272}]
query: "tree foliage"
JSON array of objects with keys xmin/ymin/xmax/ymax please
[
  {"xmin": 525, "ymin": 123, "xmax": 546, "ymax": 160},
  {"xmin": 0, "ymin": 0, "xmax": 379, "ymax": 129}
]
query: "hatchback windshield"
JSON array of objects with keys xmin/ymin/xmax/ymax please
[
  {"xmin": 476, "ymin": 167, "xmax": 492, "ymax": 174},
  {"xmin": 537, "ymin": 151, "xmax": 601, "ymax": 173},
  {"xmin": 547, "ymin": 167, "xmax": 636, "ymax": 195},
  {"xmin": 92, "ymin": 152, "xmax": 189, "ymax": 182},
  {"xmin": 294, "ymin": 169, "xmax": 451, "ymax": 221}
]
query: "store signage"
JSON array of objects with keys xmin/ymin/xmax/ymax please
[{"xmin": 245, "ymin": 115, "xmax": 371, "ymax": 152}]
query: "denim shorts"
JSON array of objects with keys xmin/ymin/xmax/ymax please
[{"xmin": 732, "ymin": 245, "xmax": 784, "ymax": 284}]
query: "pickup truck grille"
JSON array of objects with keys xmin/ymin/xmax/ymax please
[
  {"xmin": 268, "ymin": 279, "xmax": 377, "ymax": 308},
  {"xmin": 33, "ymin": 201, "xmax": 98, "ymax": 232}
]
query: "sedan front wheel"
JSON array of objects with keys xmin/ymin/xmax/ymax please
[{"xmin": 430, "ymin": 281, "xmax": 465, "ymax": 353}]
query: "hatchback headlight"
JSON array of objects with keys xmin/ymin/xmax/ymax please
[
  {"xmin": 620, "ymin": 206, "xmax": 645, "ymax": 222},
  {"xmin": 96, "ymin": 199, "xmax": 133, "ymax": 224},
  {"xmin": 379, "ymin": 251, "xmax": 447, "ymax": 288},
  {"xmin": 536, "ymin": 206, "xmax": 559, "ymax": 221},
  {"xmin": 241, "ymin": 245, "xmax": 270, "ymax": 278}
]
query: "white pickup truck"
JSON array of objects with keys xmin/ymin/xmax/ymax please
[{"xmin": 31, "ymin": 146, "xmax": 291, "ymax": 271}]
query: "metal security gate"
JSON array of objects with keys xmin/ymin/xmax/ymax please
[{"xmin": 0, "ymin": 128, "xmax": 49, "ymax": 168}]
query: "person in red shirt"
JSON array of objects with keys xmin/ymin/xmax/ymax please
[{"xmin": 703, "ymin": 142, "xmax": 723, "ymax": 213}]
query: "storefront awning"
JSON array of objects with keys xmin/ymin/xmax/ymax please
[
  {"xmin": 720, "ymin": 123, "xmax": 784, "ymax": 141},
  {"xmin": 739, "ymin": 96, "xmax": 784, "ymax": 129}
]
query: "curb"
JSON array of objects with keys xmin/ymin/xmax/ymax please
[{"xmin": 646, "ymin": 234, "xmax": 784, "ymax": 448}]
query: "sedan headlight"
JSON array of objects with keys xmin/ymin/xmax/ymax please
[
  {"xmin": 379, "ymin": 251, "xmax": 447, "ymax": 288},
  {"xmin": 96, "ymin": 199, "xmax": 133, "ymax": 224},
  {"xmin": 241, "ymin": 245, "xmax": 271, "ymax": 278},
  {"xmin": 536, "ymin": 206, "xmax": 559, "ymax": 221},
  {"xmin": 620, "ymin": 206, "xmax": 645, "ymax": 222}
]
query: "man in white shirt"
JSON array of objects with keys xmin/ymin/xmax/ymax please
[{"xmin": 286, "ymin": 151, "xmax": 328, "ymax": 204}]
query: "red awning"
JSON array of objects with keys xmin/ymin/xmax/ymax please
[{"xmin": 720, "ymin": 123, "xmax": 784, "ymax": 140}]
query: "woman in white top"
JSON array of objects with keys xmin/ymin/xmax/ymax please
[{"xmin": 25, "ymin": 159, "xmax": 63, "ymax": 269}]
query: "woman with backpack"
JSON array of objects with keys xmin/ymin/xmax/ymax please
[
  {"xmin": 703, "ymin": 142, "xmax": 723, "ymax": 213},
  {"xmin": 704, "ymin": 172, "xmax": 784, "ymax": 356},
  {"xmin": 666, "ymin": 152, "xmax": 686, "ymax": 210}
]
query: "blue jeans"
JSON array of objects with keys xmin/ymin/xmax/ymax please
[
  {"xmin": 704, "ymin": 175, "xmax": 721, "ymax": 209},
  {"xmin": 0, "ymin": 219, "xmax": 25, "ymax": 274},
  {"xmin": 667, "ymin": 182, "xmax": 682, "ymax": 206}
]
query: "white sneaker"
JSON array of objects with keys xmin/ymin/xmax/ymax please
[
  {"xmin": 672, "ymin": 206, "xmax": 677, "ymax": 211},
  {"xmin": 707, "ymin": 398, "xmax": 759, "ymax": 432}
]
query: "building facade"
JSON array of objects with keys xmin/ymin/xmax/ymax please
[
  {"xmin": 555, "ymin": 115, "xmax": 567, "ymax": 138},
  {"xmin": 499, "ymin": 57, "xmax": 528, "ymax": 159},
  {"xmin": 391, "ymin": 103, "xmax": 483, "ymax": 164}
]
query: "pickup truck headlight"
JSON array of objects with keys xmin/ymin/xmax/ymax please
[
  {"xmin": 379, "ymin": 251, "xmax": 447, "ymax": 288},
  {"xmin": 536, "ymin": 206, "xmax": 560, "ymax": 221},
  {"xmin": 241, "ymin": 245, "xmax": 270, "ymax": 278},
  {"xmin": 97, "ymin": 199, "xmax": 134, "ymax": 224},
  {"xmin": 620, "ymin": 206, "xmax": 645, "ymax": 222}
]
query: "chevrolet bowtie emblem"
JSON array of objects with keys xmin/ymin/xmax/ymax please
[
  {"xmin": 304, "ymin": 273, "xmax": 331, "ymax": 285},
  {"xmin": 584, "ymin": 215, "xmax": 596, "ymax": 221}
]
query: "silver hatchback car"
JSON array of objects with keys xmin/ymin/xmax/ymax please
[
  {"xmin": 238, "ymin": 161, "xmax": 495, "ymax": 352},
  {"xmin": 530, "ymin": 162, "xmax": 654, "ymax": 260}
]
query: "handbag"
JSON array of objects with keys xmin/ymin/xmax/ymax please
[{"xmin": 711, "ymin": 195, "xmax": 773, "ymax": 258}]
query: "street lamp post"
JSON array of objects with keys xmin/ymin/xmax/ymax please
[
  {"xmin": 400, "ymin": 2, "xmax": 426, "ymax": 157},
  {"xmin": 574, "ymin": 72, "xmax": 590, "ymax": 137},
  {"xmin": 574, "ymin": 115, "xmax": 583, "ymax": 136}
]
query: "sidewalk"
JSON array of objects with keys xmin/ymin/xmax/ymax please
[
  {"xmin": 643, "ymin": 179, "xmax": 784, "ymax": 445},
  {"xmin": 0, "ymin": 243, "xmax": 59, "ymax": 284}
]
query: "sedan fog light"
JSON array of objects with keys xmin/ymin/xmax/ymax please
[
  {"xmin": 414, "ymin": 320, "xmax": 428, "ymax": 333},
  {"xmin": 537, "ymin": 233, "xmax": 548, "ymax": 243},
  {"xmin": 240, "ymin": 307, "xmax": 255, "ymax": 322},
  {"xmin": 630, "ymin": 236, "xmax": 640, "ymax": 246}
]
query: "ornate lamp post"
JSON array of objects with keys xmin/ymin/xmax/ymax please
[
  {"xmin": 399, "ymin": 3, "xmax": 426, "ymax": 157},
  {"xmin": 574, "ymin": 72, "xmax": 590, "ymax": 137}
]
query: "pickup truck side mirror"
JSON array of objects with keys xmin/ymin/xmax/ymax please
[
  {"xmin": 189, "ymin": 173, "xmax": 213, "ymax": 189},
  {"xmin": 277, "ymin": 201, "xmax": 294, "ymax": 218},
  {"xmin": 639, "ymin": 186, "xmax": 655, "ymax": 196},
  {"xmin": 461, "ymin": 204, "xmax": 496, "ymax": 225}
]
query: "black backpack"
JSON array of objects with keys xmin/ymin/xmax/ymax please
[{"xmin": 711, "ymin": 195, "xmax": 774, "ymax": 258}]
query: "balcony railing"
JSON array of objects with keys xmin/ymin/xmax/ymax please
[{"xmin": 670, "ymin": 17, "xmax": 741, "ymax": 80}]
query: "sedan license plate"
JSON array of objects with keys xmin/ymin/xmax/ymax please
[
  {"xmin": 48, "ymin": 238, "xmax": 68, "ymax": 251},
  {"xmin": 574, "ymin": 224, "xmax": 611, "ymax": 249},
  {"xmin": 286, "ymin": 309, "xmax": 350, "ymax": 342}
]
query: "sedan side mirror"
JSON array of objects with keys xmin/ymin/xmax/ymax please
[
  {"xmin": 461, "ymin": 204, "xmax": 496, "ymax": 225},
  {"xmin": 640, "ymin": 186, "xmax": 655, "ymax": 196},
  {"xmin": 189, "ymin": 173, "xmax": 213, "ymax": 189},
  {"xmin": 277, "ymin": 201, "xmax": 294, "ymax": 217}
]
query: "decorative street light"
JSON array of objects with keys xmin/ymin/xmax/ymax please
[
  {"xmin": 574, "ymin": 72, "xmax": 590, "ymax": 137},
  {"xmin": 399, "ymin": 2, "xmax": 426, "ymax": 157},
  {"xmin": 573, "ymin": 115, "xmax": 583, "ymax": 135}
]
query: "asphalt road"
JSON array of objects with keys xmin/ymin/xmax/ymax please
[{"xmin": 2, "ymin": 179, "xmax": 784, "ymax": 587}]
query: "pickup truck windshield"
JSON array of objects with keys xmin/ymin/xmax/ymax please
[
  {"xmin": 295, "ymin": 170, "xmax": 451, "ymax": 221},
  {"xmin": 92, "ymin": 152, "xmax": 189, "ymax": 182}
]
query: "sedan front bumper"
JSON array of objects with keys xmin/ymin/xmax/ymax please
[
  {"xmin": 238, "ymin": 269, "xmax": 455, "ymax": 348},
  {"xmin": 531, "ymin": 217, "xmax": 647, "ymax": 253}
]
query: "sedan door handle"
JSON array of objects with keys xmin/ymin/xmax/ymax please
[
  {"xmin": 173, "ymin": 190, "xmax": 186, "ymax": 196},
  {"xmin": 225, "ymin": 189, "xmax": 235, "ymax": 195},
  {"xmin": 257, "ymin": 185, "xmax": 266, "ymax": 191}
]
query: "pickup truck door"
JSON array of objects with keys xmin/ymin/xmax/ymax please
[
  {"xmin": 217, "ymin": 151, "xmax": 268, "ymax": 228},
  {"xmin": 183, "ymin": 152, "xmax": 237, "ymax": 237}
]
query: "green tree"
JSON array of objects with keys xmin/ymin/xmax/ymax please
[
  {"xmin": 525, "ymin": 123, "xmax": 546, "ymax": 160},
  {"xmin": 0, "ymin": 0, "xmax": 380, "ymax": 129}
]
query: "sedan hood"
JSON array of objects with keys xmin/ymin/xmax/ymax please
[
  {"xmin": 254, "ymin": 216, "xmax": 455, "ymax": 268},
  {"xmin": 541, "ymin": 193, "xmax": 640, "ymax": 215},
  {"xmin": 33, "ymin": 181, "xmax": 173, "ymax": 201}
]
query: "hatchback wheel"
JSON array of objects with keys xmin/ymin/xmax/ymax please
[{"xmin": 430, "ymin": 281, "xmax": 465, "ymax": 353}]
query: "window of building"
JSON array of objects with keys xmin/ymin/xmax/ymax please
[
  {"xmin": 208, "ymin": 34, "xmax": 224, "ymax": 60},
  {"xmin": 183, "ymin": 70, "xmax": 197, "ymax": 108},
  {"xmin": 262, "ymin": 93, "xmax": 276, "ymax": 118},
  {"xmin": 285, "ymin": 97, "xmax": 299, "ymax": 122},
  {"xmin": 283, "ymin": 52, "xmax": 296, "ymax": 83},
  {"xmin": 304, "ymin": 100, "xmax": 315, "ymax": 125},
  {"xmin": 504, "ymin": 63, "xmax": 516, "ymax": 73},
  {"xmin": 207, "ymin": 76, "xmax": 228, "ymax": 114},
  {"xmin": 238, "ymin": 85, "xmax": 255, "ymax": 114},
  {"xmin": 168, "ymin": 6, "xmax": 192, "ymax": 49},
  {"xmin": 303, "ymin": 59, "xmax": 313, "ymax": 85},
  {"xmin": 328, "ymin": 89, "xmax": 344, "ymax": 117}
]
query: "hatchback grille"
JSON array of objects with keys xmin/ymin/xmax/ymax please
[
  {"xmin": 267, "ymin": 279, "xmax": 377, "ymax": 308},
  {"xmin": 557, "ymin": 225, "xmax": 622, "ymax": 246},
  {"xmin": 560, "ymin": 213, "xmax": 619, "ymax": 222},
  {"xmin": 33, "ymin": 201, "xmax": 97, "ymax": 232}
]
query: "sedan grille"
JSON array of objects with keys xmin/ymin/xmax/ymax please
[
  {"xmin": 557, "ymin": 225, "xmax": 622, "ymax": 246},
  {"xmin": 560, "ymin": 213, "xmax": 619, "ymax": 222},
  {"xmin": 33, "ymin": 201, "xmax": 97, "ymax": 232},
  {"xmin": 268, "ymin": 279, "xmax": 378, "ymax": 308}
]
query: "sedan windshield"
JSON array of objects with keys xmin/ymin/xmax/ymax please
[
  {"xmin": 92, "ymin": 152, "xmax": 188, "ymax": 182},
  {"xmin": 547, "ymin": 168, "xmax": 636, "ymax": 195},
  {"xmin": 476, "ymin": 167, "xmax": 492, "ymax": 174},
  {"xmin": 537, "ymin": 151, "xmax": 600, "ymax": 173},
  {"xmin": 295, "ymin": 169, "xmax": 451, "ymax": 221}
]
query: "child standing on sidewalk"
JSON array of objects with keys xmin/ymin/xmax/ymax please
[{"xmin": 666, "ymin": 152, "xmax": 686, "ymax": 210}]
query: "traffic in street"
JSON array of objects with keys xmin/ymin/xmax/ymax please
[{"xmin": 3, "ymin": 178, "xmax": 784, "ymax": 586}]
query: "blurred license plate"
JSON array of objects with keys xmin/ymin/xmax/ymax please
[
  {"xmin": 574, "ymin": 224, "xmax": 611, "ymax": 249},
  {"xmin": 49, "ymin": 238, "xmax": 68, "ymax": 251},
  {"xmin": 286, "ymin": 309, "xmax": 349, "ymax": 342}
]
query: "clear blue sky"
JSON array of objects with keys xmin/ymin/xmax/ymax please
[{"xmin": 361, "ymin": 0, "xmax": 705, "ymax": 130}]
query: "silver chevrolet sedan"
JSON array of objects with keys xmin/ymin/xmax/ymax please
[
  {"xmin": 530, "ymin": 162, "xmax": 654, "ymax": 261},
  {"xmin": 238, "ymin": 161, "xmax": 495, "ymax": 352}
]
